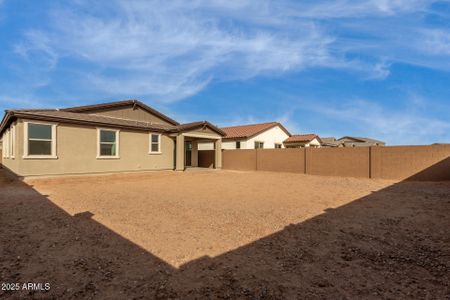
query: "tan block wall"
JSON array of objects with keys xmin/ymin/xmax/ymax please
[
  {"xmin": 222, "ymin": 150, "xmax": 257, "ymax": 171},
  {"xmin": 8, "ymin": 121, "xmax": 175, "ymax": 176},
  {"xmin": 371, "ymin": 145, "xmax": 450, "ymax": 181},
  {"xmin": 306, "ymin": 147, "xmax": 370, "ymax": 178},
  {"xmin": 221, "ymin": 145, "xmax": 450, "ymax": 181},
  {"xmin": 257, "ymin": 149, "xmax": 305, "ymax": 173}
]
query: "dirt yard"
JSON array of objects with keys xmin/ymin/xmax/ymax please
[{"xmin": 0, "ymin": 169, "xmax": 449, "ymax": 299}]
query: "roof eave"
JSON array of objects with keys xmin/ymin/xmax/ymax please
[
  {"xmin": 11, "ymin": 112, "xmax": 169, "ymax": 133},
  {"xmin": 61, "ymin": 99, "xmax": 180, "ymax": 126},
  {"xmin": 0, "ymin": 111, "xmax": 14, "ymax": 135},
  {"xmin": 175, "ymin": 121, "xmax": 226, "ymax": 136}
]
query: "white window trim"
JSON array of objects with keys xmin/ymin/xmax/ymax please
[
  {"xmin": 10, "ymin": 125, "xmax": 15, "ymax": 159},
  {"xmin": 97, "ymin": 128, "xmax": 120, "ymax": 159},
  {"xmin": 4, "ymin": 129, "xmax": 9, "ymax": 159},
  {"xmin": 1, "ymin": 133, "xmax": 4, "ymax": 159},
  {"xmin": 254, "ymin": 141, "xmax": 264, "ymax": 149},
  {"xmin": 149, "ymin": 133, "xmax": 162, "ymax": 154},
  {"xmin": 23, "ymin": 121, "xmax": 58, "ymax": 159}
]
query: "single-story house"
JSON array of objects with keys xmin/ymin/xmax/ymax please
[
  {"xmin": 320, "ymin": 136, "xmax": 385, "ymax": 147},
  {"xmin": 321, "ymin": 137, "xmax": 341, "ymax": 147},
  {"xmin": 0, "ymin": 100, "xmax": 225, "ymax": 177},
  {"xmin": 198, "ymin": 122, "xmax": 291, "ymax": 150},
  {"xmin": 283, "ymin": 134, "xmax": 322, "ymax": 148},
  {"xmin": 338, "ymin": 136, "xmax": 385, "ymax": 147}
]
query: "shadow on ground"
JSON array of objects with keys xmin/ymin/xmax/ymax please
[{"xmin": 0, "ymin": 159, "xmax": 449, "ymax": 299}]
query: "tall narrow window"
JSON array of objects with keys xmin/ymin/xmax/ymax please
[
  {"xmin": 24, "ymin": 122, "xmax": 57, "ymax": 158},
  {"xmin": 149, "ymin": 133, "xmax": 161, "ymax": 153},
  {"xmin": 98, "ymin": 129, "xmax": 119, "ymax": 158},
  {"xmin": 1, "ymin": 133, "xmax": 5, "ymax": 159},
  {"xmin": 10, "ymin": 125, "xmax": 15, "ymax": 158},
  {"xmin": 236, "ymin": 141, "xmax": 241, "ymax": 149},
  {"xmin": 4, "ymin": 130, "xmax": 9, "ymax": 158}
]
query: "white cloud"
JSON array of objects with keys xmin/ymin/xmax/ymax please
[
  {"xmin": 296, "ymin": 98, "xmax": 450, "ymax": 145},
  {"xmin": 290, "ymin": 0, "xmax": 432, "ymax": 18},
  {"xmin": 22, "ymin": 1, "xmax": 334, "ymax": 102},
  {"xmin": 8, "ymin": 0, "xmax": 450, "ymax": 104},
  {"xmin": 422, "ymin": 29, "xmax": 450, "ymax": 55},
  {"xmin": 13, "ymin": 30, "xmax": 58, "ymax": 69},
  {"xmin": 17, "ymin": 0, "xmax": 432, "ymax": 102}
]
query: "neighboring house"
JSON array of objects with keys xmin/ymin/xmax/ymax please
[
  {"xmin": 0, "ymin": 100, "xmax": 225, "ymax": 177},
  {"xmin": 337, "ymin": 136, "xmax": 385, "ymax": 147},
  {"xmin": 321, "ymin": 136, "xmax": 385, "ymax": 147},
  {"xmin": 283, "ymin": 134, "xmax": 322, "ymax": 148},
  {"xmin": 321, "ymin": 137, "xmax": 341, "ymax": 147},
  {"xmin": 198, "ymin": 122, "xmax": 291, "ymax": 150}
]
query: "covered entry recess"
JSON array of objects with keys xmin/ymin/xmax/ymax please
[{"xmin": 172, "ymin": 121, "xmax": 225, "ymax": 171}]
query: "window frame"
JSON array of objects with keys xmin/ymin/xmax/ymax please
[
  {"xmin": 97, "ymin": 128, "xmax": 120, "ymax": 159},
  {"xmin": 274, "ymin": 143, "xmax": 282, "ymax": 149},
  {"xmin": 235, "ymin": 141, "xmax": 241, "ymax": 149},
  {"xmin": 254, "ymin": 141, "xmax": 264, "ymax": 149},
  {"xmin": 1, "ymin": 132, "xmax": 4, "ymax": 159},
  {"xmin": 149, "ymin": 133, "xmax": 162, "ymax": 154},
  {"xmin": 23, "ymin": 121, "xmax": 58, "ymax": 159},
  {"xmin": 4, "ymin": 129, "xmax": 9, "ymax": 159},
  {"xmin": 9, "ymin": 125, "xmax": 15, "ymax": 159}
]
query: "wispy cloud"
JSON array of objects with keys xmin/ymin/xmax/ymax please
[
  {"xmin": 294, "ymin": 97, "xmax": 450, "ymax": 145},
  {"xmin": 1, "ymin": 0, "xmax": 449, "ymax": 147},
  {"xmin": 421, "ymin": 29, "xmax": 450, "ymax": 55},
  {"xmin": 10, "ymin": 1, "xmax": 331, "ymax": 102},
  {"xmin": 13, "ymin": 0, "xmax": 446, "ymax": 102}
]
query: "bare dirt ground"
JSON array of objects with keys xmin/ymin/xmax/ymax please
[{"xmin": 0, "ymin": 169, "xmax": 449, "ymax": 299}]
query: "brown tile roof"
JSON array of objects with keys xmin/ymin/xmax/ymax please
[
  {"xmin": 4, "ymin": 110, "xmax": 175, "ymax": 132},
  {"xmin": 284, "ymin": 134, "xmax": 319, "ymax": 143},
  {"xmin": 1, "ymin": 108, "xmax": 225, "ymax": 136},
  {"xmin": 221, "ymin": 122, "xmax": 291, "ymax": 140},
  {"xmin": 62, "ymin": 99, "xmax": 179, "ymax": 126}
]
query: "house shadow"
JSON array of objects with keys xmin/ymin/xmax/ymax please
[{"xmin": 0, "ymin": 158, "xmax": 449, "ymax": 299}]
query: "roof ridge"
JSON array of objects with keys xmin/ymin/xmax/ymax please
[
  {"xmin": 61, "ymin": 99, "xmax": 179, "ymax": 126},
  {"xmin": 221, "ymin": 121, "xmax": 278, "ymax": 129}
]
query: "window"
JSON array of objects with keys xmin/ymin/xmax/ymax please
[
  {"xmin": 97, "ymin": 129, "xmax": 119, "ymax": 158},
  {"xmin": 275, "ymin": 143, "xmax": 282, "ymax": 149},
  {"xmin": 9, "ymin": 125, "xmax": 15, "ymax": 158},
  {"xmin": 24, "ymin": 122, "xmax": 57, "ymax": 158},
  {"xmin": 3, "ymin": 130, "xmax": 9, "ymax": 158},
  {"xmin": 236, "ymin": 141, "xmax": 241, "ymax": 149},
  {"xmin": 254, "ymin": 141, "xmax": 264, "ymax": 149},
  {"xmin": 149, "ymin": 133, "xmax": 161, "ymax": 154},
  {"xmin": 1, "ymin": 133, "xmax": 4, "ymax": 159}
]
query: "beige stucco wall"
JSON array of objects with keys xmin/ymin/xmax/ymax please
[
  {"xmin": 4, "ymin": 120, "xmax": 175, "ymax": 176},
  {"xmin": 86, "ymin": 106, "xmax": 174, "ymax": 126},
  {"xmin": 182, "ymin": 127, "xmax": 222, "ymax": 140}
]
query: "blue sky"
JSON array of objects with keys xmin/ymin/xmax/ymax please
[{"xmin": 1, "ymin": 0, "xmax": 450, "ymax": 145}]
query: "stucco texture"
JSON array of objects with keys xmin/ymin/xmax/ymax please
[{"xmin": 4, "ymin": 120, "xmax": 175, "ymax": 176}]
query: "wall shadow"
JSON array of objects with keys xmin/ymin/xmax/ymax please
[
  {"xmin": 0, "ymin": 161, "xmax": 449, "ymax": 299},
  {"xmin": 405, "ymin": 157, "xmax": 450, "ymax": 181}
]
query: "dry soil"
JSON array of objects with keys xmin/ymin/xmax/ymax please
[{"xmin": 0, "ymin": 169, "xmax": 449, "ymax": 299}]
